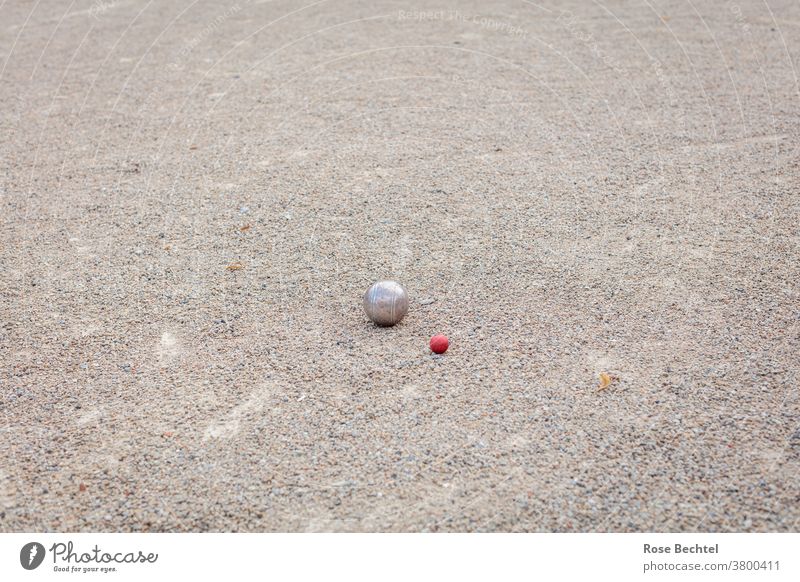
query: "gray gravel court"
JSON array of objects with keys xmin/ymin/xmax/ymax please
[{"xmin": 1, "ymin": 0, "xmax": 799, "ymax": 532}]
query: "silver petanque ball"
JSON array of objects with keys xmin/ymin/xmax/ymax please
[{"xmin": 363, "ymin": 280, "xmax": 409, "ymax": 327}]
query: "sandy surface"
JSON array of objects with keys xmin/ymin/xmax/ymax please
[{"xmin": 1, "ymin": 0, "xmax": 799, "ymax": 532}]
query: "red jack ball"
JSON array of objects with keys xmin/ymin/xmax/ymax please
[{"xmin": 430, "ymin": 334, "xmax": 449, "ymax": 354}]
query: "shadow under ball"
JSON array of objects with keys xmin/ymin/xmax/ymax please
[{"xmin": 363, "ymin": 281, "xmax": 409, "ymax": 326}]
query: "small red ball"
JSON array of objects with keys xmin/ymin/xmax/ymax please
[{"xmin": 430, "ymin": 334, "xmax": 449, "ymax": 354}]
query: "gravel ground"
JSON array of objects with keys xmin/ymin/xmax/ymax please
[{"xmin": 1, "ymin": 0, "xmax": 799, "ymax": 532}]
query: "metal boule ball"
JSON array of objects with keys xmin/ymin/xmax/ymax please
[{"xmin": 363, "ymin": 280, "xmax": 409, "ymax": 327}]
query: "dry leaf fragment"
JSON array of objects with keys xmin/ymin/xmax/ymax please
[
  {"xmin": 226, "ymin": 262, "xmax": 244, "ymax": 271},
  {"xmin": 598, "ymin": 372, "xmax": 613, "ymax": 391}
]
